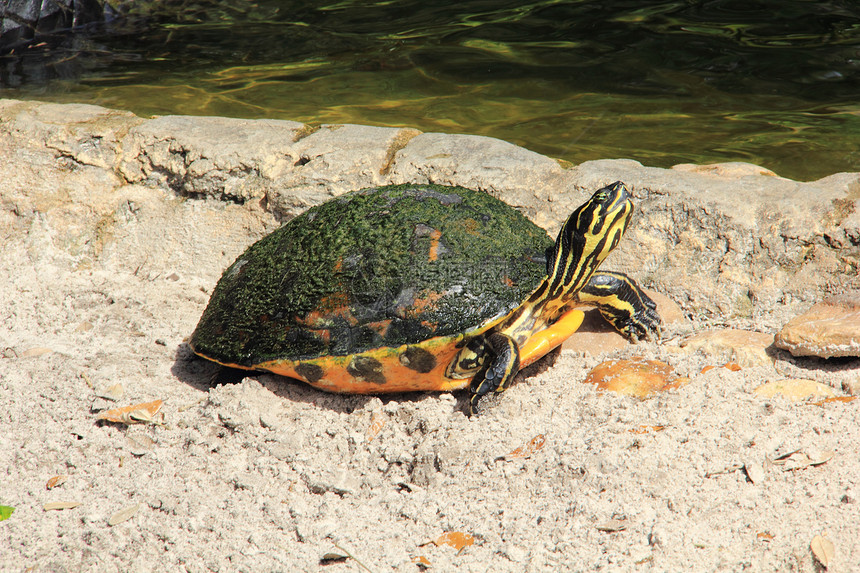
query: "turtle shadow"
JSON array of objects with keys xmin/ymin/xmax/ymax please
[{"xmin": 170, "ymin": 342, "xmax": 458, "ymax": 415}]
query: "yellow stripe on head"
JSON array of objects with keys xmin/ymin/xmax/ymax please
[{"xmin": 547, "ymin": 181, "xmax": 634, "ymax": 300}]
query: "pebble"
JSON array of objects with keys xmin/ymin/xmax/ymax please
[
  {"xmin": 304, "ymin": 469, "xmax": 360, "ymax": 496},
  {"xmin": 774, "ymin": 291, "xmax": 860, "ymax": 358},
  {"xmin": 680, "ymin": 328, "xmax": 774, "ymax": 367}
]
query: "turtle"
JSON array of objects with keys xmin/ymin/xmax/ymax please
[{"xmin": 190, "ymin": 181, "xmax": 661, "ymax": 414}]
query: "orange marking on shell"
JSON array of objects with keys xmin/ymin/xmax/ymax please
[
  {"xmin": 365, "ymin": 319, "xmax": 393, "ymax": 338},
  {"xmin": 428, "ymin": 229, "xmax": 443, "ymax": 262},
  {"xmin": 409, "ymin": 291, "xmax": 444, "ymax": 313},
  {"xmin": 463, "ymin": 218, "xmax": 481, "ymax": 235},
  {"xmin": 297, "ymin": 292, "xmax": 358, "ymax": 328}
]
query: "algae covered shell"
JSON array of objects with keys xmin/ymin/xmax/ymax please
[{"xmin": 190, "ymin": 183, "xmax": 552, "ymax": 375}]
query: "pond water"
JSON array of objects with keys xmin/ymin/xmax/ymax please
[{"xmin": 3, "ymin": 0, "xmax": 860, "ymax": 181}]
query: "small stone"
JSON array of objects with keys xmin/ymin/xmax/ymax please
[
  {"xmin": 20, "ymin": 347, "xmax": 53, "ymax": 358},
  {"xmin": 259, "ymin": 412, "xmax": 279, "ymax": 429},
  {"xmin": 742, "ymin": 457, "xmax": 766, "ymax": 484},
  {"xmin": 775, "ymin": 291, "xmax": 860, "ymax": 358},
  {"xmin": 844, "ymin": 378, "xmax": 860, "ymax": 396},
  {"xmin": 305, "ymin": 469, "xmax": 360, "ymax": 496},
  {"xmin": 583, "ymin": 357, "xmax": 688, "ymax": 398},
  {"xmin": 680, "ymin": 328, "xmax": 774, "ymax": 367}
]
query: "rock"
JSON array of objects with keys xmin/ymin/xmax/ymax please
[
  {"xmin": 118, "ymin": 114, "xmax": 305, "ymax": 202},
  {"xmin": 672, "ymin": 162, "xmax": 781, "ymax": 179},
  {"xmin": 753, "ymin": 379, "xmax": 837, "ymax": 401},
  {"xmin": 680, "ymin": 329, "xmax": 775, "ymax": 367},
  {"xmin": 268, "ymin": 124, "xmax": 422, "ymax": 218},
  {"xmin": 774, "ymin": 291, "xmax": 860, "ymax": 358},
  {"xmin": 583, "ymin": 357, "xmax": 689, "ymax": 398}
]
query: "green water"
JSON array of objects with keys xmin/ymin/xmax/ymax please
[{"xmin": 3, "ymin": 0, "xmax": 860, "ymax": 181}]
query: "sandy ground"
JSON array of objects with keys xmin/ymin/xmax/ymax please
[
  {"xmin": 1, "ymin": 211, "xmax": 858, "ymax": 572},
  {"xmin": 0, "ymin": 98, "xmax": 857, "ymax": 570}
]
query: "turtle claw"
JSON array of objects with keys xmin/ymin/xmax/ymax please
[
  {"xmin": 619, "ymin": 298, "xmax": 662, "ymax": 342},
  {"xmin": 468, "ymin": 333, "xmax": 520, "ymax": 416},
  {"xmin": 579, "ymin": 271, "xmax": 663, "ymax": 342}
]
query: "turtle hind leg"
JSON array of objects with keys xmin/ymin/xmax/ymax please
[
  {"xmin": 469, "ymin": 332, "xmax": 520, "ymax": 415},
  {"xmin": 578, "ymin": 271, "xmax": 662, "ymax": 341},
  {"xmin": 517, "ymin": 307, "xmax": 584, "ymax": 368}
]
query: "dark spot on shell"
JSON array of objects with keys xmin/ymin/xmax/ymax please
[
  {"xmin": 413, "ymin": 188, "xmax": 464, "ymax": 205},
  {"xmin": 347, "ymin": 356, "xmax": 386, "ymax": 384},
  {"xmin": 295, "ymin": 362, "xmax": 324, "ymax": 384},
  {"xmin": 399, "ymin": 346, "xmax": 437, "ymax": 373}
]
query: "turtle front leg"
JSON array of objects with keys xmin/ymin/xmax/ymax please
[
  {"xmin": 469, "ymin": 332, "xmax": 520, "ymax": 415},
  {"xmin": 578, "ymin": 271, "xmax": 662, "ymax": 341}
]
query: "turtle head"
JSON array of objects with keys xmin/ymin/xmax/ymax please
[{"xmin": 545, "ymin": 181, "xmax": 633, "ymax": 300}]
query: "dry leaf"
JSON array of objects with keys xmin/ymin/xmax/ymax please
[
  {"xmin": 757, "ymin": 532, "xmax": 774, "ymax": 541},
  {"xmin": 501, "ymin": 434, "xmax": 546, "ymax": 460},
  {"xmin": 412, "ymin": 555, "xmax": 431, "ymax": 566},
  {"xmin": 811, "ymin": 396, "xmax": 858, "ymax": 406},
  {"xmin": 320, "ymin": 552, "xmax": 348, "ymax": 563},
  {"xmin": 628, "ymin": 425, "xmax": 666, "ymax": 434},
  {"xmin": 366, "ymin": 413, "xmax": 386, "ymax": 442},
  {"xmin": 771, "ymin": 446, "xmax": 801, "ymax": 461},
  {"xmin": 743, "ymin": 458, "xmax": 765, "ymax": 484},
  {"xmin": 810, "ymin": 534, "xmax": 835, "ymax": 568},
  {"xmin": 126, "ymin": 434, "xmax": 155, "ymax": 456},
  {"xmin": 700, "ymin": 362, "xmax": 742, "ymax": 374},
  {"xmin": 108, "ymin": 503, "xmax": 140, "ymax": 526},
  {"xmin": 434, "ymin": 531, "xmax": 475, "ymax": 552},
  {"xmin": 20, "ymin": 347, "xmax": 52, "ymax": 358},
  {"xmin": 596, "ymin": 519, "xmax": 628, "ymax": 532},
  {"xmin": 46, "ymin": 475, "xmax": 68, "ymax": 490},
  {"xmin": 97, "ymin": 400, "xmax": 163, "ymax": 425},
  {"xmin": 96, "ymin": 383, "xmax": 124, "ymax": 401},
  {"xmin": 43, "ymin": 501, "xmax": 81, "ymax": 511},
  {"xmin": 773, "ymin": 450, "xmax": 833, "ymax": 471},
  {"xmin": 705, "ymin": 463, "xmax": 744, "ymax": 478}
]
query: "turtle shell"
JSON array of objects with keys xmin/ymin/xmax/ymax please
[{"xmin": 190, "ymin": 184, "xmax": 553, "ymax": 376}]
